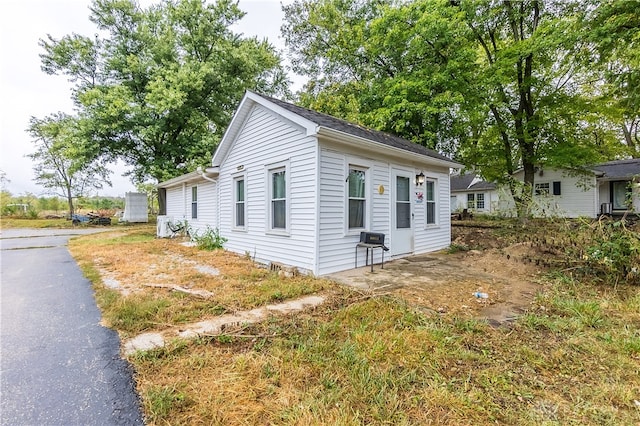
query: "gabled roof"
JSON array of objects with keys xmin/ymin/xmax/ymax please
[
  {"xmin": 212, "ymin": 91, "xmax": 461, "ymax": 168},
  {"xmin": 450, "ymin": 173, "xmax": 497, "ymax": 192},
  {"xmin": 592, "ymin": 158, "xmax": 640, "ymax": 180},
  {"xmin": 260, "ymin": 94, "xmax": 456, "ymax": 164}
]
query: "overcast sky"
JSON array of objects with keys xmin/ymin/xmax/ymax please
[{"xmin": 0, "ymin": 0, "xmax": 301, "ymax": 197}]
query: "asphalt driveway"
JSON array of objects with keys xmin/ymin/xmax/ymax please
[{"xmin": 0, "ymin": 228, "xmax": 143, "ymax": 425}]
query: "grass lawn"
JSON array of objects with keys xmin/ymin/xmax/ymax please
[
  {"xmin": 70, "ymin": 224, "xmax": 640, "ymax": 425},
  {"xmin": 0, "ymin": 218, "xmax": 76, "ymax": 228}
]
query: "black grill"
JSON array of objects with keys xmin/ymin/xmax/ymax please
[{"xmin": 360, "ymin": 232, "xmax": 385, "ymax": 245}]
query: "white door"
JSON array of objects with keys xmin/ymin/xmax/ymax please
[{"xmin": 391, "ymin": 169, "xmax": 413, "ymax": 256}]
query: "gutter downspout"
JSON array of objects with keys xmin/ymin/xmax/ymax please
[{"xmin": 197, "ymin": 166, "xmax": 218, "ymax": 183}]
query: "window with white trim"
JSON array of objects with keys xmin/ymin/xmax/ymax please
[
  {"xmin": 535, "ymin": 182, "xmax": 550, "ymax": 195},
  {"xmin": 425, "ymin": 180, "xmax": 436, "ymax": 225},
  {"xmin": 234, "ymin": 176, "xmax": 245, "ymax": 228},
  {"xmin": 191, "ymin": 186, "xmax": 198, "ymax": 219},
  {"xmin": 467, "ymin": 193, "xmax": 475, "ymax": 209},
  {"xmin": 476, "ymin": 193, "xmax": 485, "ymax": 209},
  {"xmin": 347, "ymin": 167, "xmax": 366, "ymax": 229},
  {"xmin": 269, "ymin": 167, "xmax": 287, "ymax": 231}
]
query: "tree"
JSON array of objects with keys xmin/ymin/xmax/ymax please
[
  {"xmin": 283, "ymin": 0, "xmax": 622, "ymax": 216},
  {"xmin": 40, "ymin": 0, "xmax": 289, "ymax": 190},
  {"xmin": 0, "ymin": 169, "xmax": 10, "ymax": 191},
  {"xmin": 585, "ymin": 0, "xmax": 640, "ymax": 157},
  {"xmin": 27, "ymin": 113, "xmax": 111, "ymax": 217}
]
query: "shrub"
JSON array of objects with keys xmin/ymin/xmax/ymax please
[
  {"xmin": 191, "ymin": 226, "xmax": 227, "ymax": 250},
  {"xmin": 582, "ymin": 219, "xmax": 640, "ymax": 285}
]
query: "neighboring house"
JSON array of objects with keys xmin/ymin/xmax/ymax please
[
  {"xmin": 592, "ymin": 159, "xmax": 640, "ymax": 215},
  {"xmin": 450, "ymin": 173, "xmax": 499, "ymax": 214},
  {"xmin": 157, "ymin": 91, "xmax": 461, "ymax": 276},
  {"xmin": 510, "ymin": 158, "xmax": 640, "ymax": 218}
]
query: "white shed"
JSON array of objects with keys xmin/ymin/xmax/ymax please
[
  {"xmin": 159, "ymin": 92, "xmax": 461, "ymax": 275},
  {"xmin": 122, "ymin": 192, "xmax": 148, "ymax": 223}
]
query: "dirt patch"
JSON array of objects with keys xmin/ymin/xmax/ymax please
[{"xmin": 329, "ymin": 238, "xmax": 545, "ymax": 325}]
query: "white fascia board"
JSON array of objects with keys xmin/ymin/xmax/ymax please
[
  {"xmin": 157, "ymin": 171, "xmax": 205, "ymax": 188},
  {"xmin": 317, "ymin": 127, "xmax": 461, "ymax": 169}
]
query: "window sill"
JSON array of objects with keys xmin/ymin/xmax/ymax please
[
  {"xmin": 232, "ymin": 227, "xmax": 247, "ymax": 233},
  {"xmin": 266, "ymin": 230, "xmax": 290, "ymax": 237}
]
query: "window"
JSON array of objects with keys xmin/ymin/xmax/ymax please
[
  {"xmin": 553, "ymin": 181, "xmax": 561, "ymax": 195},
  {"xmin": 476, "ymin": 193, "xmax": 485, "ymax": 209},
  {"xmin": 426, "ymin": 180, "xmax": 436, "ymax": 225},
  {"xmin": 396, "ymin": 175, "xmax": 411, "ymax": 228},
  {"xmin": 535, "ymin": 183, "xmax": 550, "ymax": 195},
  {"xmin": 191, "ymin": 186, "xmax": 198, "ymax": 219},
  {"xmin": 269, "ymin": 167, "xmax": 287, "ymax": 230},
  {"xmin": 611, "ymin": 181, "xmax": 630, "ymax": 210},
  {"xmin": 467, "ymin": 193, "xmax": 475, "ymax": 209},
  {"xmin": 348, "ymin": 167, "xmax": 366, "ymax": 229},
  {"xmin": 234, "ymin": 177, "xmax": 245, "ymax": 228}
]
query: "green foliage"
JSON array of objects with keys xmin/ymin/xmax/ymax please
[
  {"xmin": 583, "ymin": 220, "xmax": 640, "ymax": 285},
  {"xmin": 585, "ymin": 0, "xmax": 640, "ymax": 157},
  {"xmin": 27, "ymin": 113, "xmax": 112, "ymax": 216},
  {"xmin": 447, "ymin": 243, "xmax": 470, "ymax": 254},
  {"xmin": 283, "ymin": 0, "xmax": 628, "ymax": 216},
  {"xmin": 190, "ymin": 226, "xmax": 227, "ymax": 250},
  {"xmin": 40, "ymin": 0, "xmax": 290, "ymax": 186},
  {"xmin": 145, "ymin": 385, "xmax": 190, "ymax": 420},
  {"xmin": 106, "ymin": 295, "xmax": 171, "ymax": 333}
]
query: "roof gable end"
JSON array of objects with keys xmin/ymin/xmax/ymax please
[{"xmin": 212, "ymin": 91, "xmax": 460, "ymax": 168}]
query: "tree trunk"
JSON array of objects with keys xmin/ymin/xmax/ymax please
[{"xmin": 66, "ymin": 186, "xmax": 74, "ymax": 219}]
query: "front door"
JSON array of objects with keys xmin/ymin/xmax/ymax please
[{"xmin": 391, "ymin": 169, "xmax": 413, "ymax": 256}]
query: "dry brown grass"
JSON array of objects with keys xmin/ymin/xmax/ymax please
[
  {"xmin": 71, "ymin": 225, "xmax": 640, "ymax": 425},
  {"xmin": 69, "ymin": 227, "xmax": 333, "ymax": 336}
]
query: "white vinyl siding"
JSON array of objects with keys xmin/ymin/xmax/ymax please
[
  {"xmin": 512, "ymin": 169, "xmax": 598, "ymax": 218},
  {"xmin": 317, "ymin": 144, "xmax": 451, "ymax": 275},
  {"xmin": 413, "ymin": 168, "xmax": 451, "ymax": 254},
  {"xmin": 218, "ymin": 105, "xmax": 317, "ymax": 272},
  {"xmin": 163, "ymin": 180, "xmax": 217, "ymax": 236},
  {"xmin": 185, "ymin": 181, "xmax": 217, "ymax": 236},
  {"xmin": 317, "ymin": 147, "xmax": 390, "ymax": 275},
  {"xmin": 165, "ymin": 186, "xmax": 184, "ymax": 218}
]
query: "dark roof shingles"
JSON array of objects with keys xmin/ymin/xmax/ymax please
[
  {"xmin": 450, "ymin": 173, "xmax": 496, "ymax": 191},
  {"xmin": 592, "ymin": 158, "xmax": 640, "ymax": 180},
  {"xmin": 262, "ymin": 95, "xmax": 456, "ymax": 163}
]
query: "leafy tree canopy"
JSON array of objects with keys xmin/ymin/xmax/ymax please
[
  {"xmin": 40, "ymin": 0, "xmax": 289, "ymax": 184},
  {"xmin": 27, "ymin": 113, "xmax": 111, "ymax": 216},
  {"xmin": 584, "ymin": 0, "xmax": 640, "ymax": 156},
  {"xmin": 283, "ymin": 0, "xmax": 629, "ymax": 214}
]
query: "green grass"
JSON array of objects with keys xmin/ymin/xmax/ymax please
[{"xmin": 0, "ymin": 218, "xmax": 75, "ymax": 228}]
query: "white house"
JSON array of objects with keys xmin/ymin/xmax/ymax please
[
  {"xmin": 157, "ymin": 91, "xmax": 461, "ymax": 275},
  {"xmin": 592, "ymin": 159, "xmax": 640, "ymax": 216},
  {"xmin": 511, "ymin": 160, "xmax": 640, "ymax": 218},
  {"xmin": 458, "ymin": 159, "xmax": 640, "ymax": 218},
  {"xmin": 450, "ymin": 173, "xmax": 500, "ymax": 214}
]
